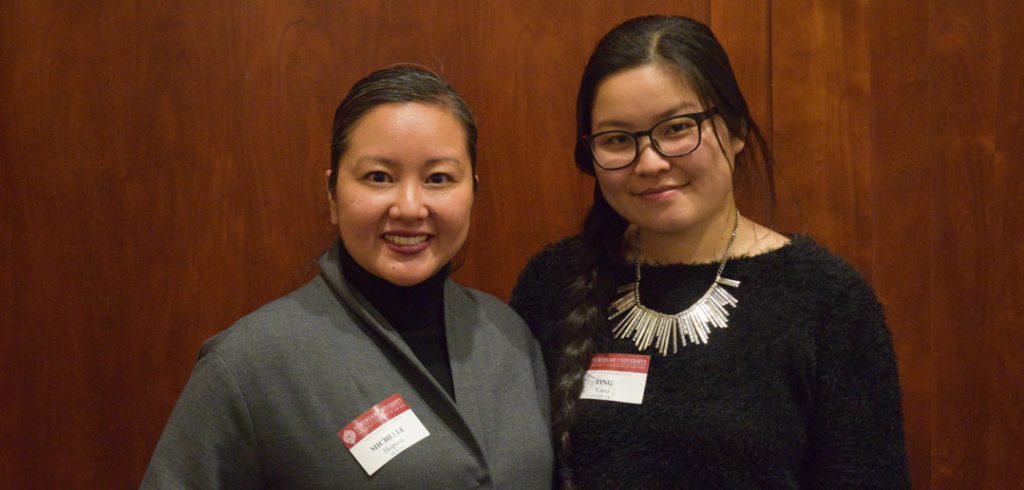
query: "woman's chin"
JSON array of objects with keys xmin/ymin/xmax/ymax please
[{"xmin": 374, "ymin": 261, "xmax": 446, "ymax": 287}]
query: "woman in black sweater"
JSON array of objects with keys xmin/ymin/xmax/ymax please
[{"xmin": 510, "ymin": 16, "xmax": 909, "ymax": 489}]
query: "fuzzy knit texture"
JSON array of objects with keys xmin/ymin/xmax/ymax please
[{"xmin": 510, "ymin": 234, "xmax": 910, "ymax": 489}]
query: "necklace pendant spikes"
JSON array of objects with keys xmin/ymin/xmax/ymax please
[
  {"xmin": 609, "ymin": 208, "xmax": 743, "ymax": 356},
  {"xmin": 609, "ymin": 276, "xmax": 740, "ymax": 356}
]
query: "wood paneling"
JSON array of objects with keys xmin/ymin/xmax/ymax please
[
  {"xmin": 924, "ymin": 2, "xmax": 1024, "ymax": 487},
  {"xmin": 710, "ymin": 0, "xmax": 775, "ymax": 226},
  {"xmin": 451, "ymin": 0, "xmax": 709, "ymax": 299},
  {"xmin": 0, "ymin": 2, "xmax": 705, "ymax": 488},
  {"xmin": 770, "ymin": 1, "xmax": 1024, "ymax": 488},
  {"xmin": 772, "ymin": 0, "xmax": 876, "ymax": 260},
  {"xmin": 866, "ymin": 3, "xmax": 935, "ymax": 486},
  {"xmin": 3, "ymin": 1, "xmax": 1022, "ymax": 488}
]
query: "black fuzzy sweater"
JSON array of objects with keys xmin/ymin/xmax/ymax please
[{"xmin": 510, "ymin": 235, "xmax": 910, "ymax": 489}]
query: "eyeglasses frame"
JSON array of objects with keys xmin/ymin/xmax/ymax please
[{"xmin": 584, "ymin": 108, "xmax": 720, "ymax": 170}]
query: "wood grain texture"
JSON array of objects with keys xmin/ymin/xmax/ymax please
[
  {"xmin": 866, "ymin": 2, "xmax": 935, "ymax": 486},
  {"xmin": 0, "ymin": 2, "xmax": 707, "ymax": 488},
  {"xmin": 451, "ymin": 0, "xmax": 709, "ymax": 299},
  {"xmin": 772, "ymin": 0, "xmax": 876, "ymax": 266},
  {"xmin": 3, "ymin": 1, "xmax": 1022, "ymax": 488},
  {"xmin": 710, "ymin": 0, "xmax": 775, "ymax": 225},
  {"xmin": 924, "ymin": 1, "xmax": 1024, "ymax": 488},
  {"xmin": 771, "ymin": 0, "xmax": 1024, "ymax": 488}
]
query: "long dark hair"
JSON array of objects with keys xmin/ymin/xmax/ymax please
[{"xmin": 553, "ymin": 16, "xmax": 776, "ymax": 488}]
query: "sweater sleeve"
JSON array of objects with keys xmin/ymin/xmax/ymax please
[
  {"xmin": 509, "ymin": 249, "xmax": 553, "ymax": 341},
  {"xmin": 807, "ymin": 271, "xmax": 911, "ymax": 489},
  {"xmin": 510, "ymin": 241, "xmax": 574, "ymax": 382},
  {"xmin": 141, "ymin": 351, "xmax": 262, "ymax": 489}
]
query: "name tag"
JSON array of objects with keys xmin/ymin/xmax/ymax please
[
  {"xmin": 338, "ymin": 393, "xmax": 430, "ymax": 475},
  {"xmin": 579, "ymin": 353, "xmax": 650, "ymax": 404}
]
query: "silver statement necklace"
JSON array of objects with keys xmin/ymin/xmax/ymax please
[{"xmin": 608, "ymin": 208, "xmax": 742, "ymax": 356}]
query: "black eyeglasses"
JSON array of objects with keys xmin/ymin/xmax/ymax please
[{"xmin": 585, "ymin": 108, "xmax": 719, "ymax": 170}]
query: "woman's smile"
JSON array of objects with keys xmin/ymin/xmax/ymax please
[
  {"xmin": 592, "ymin": 64, "xmax": 743, "ymax": 240},
  {"xmin": 328, "ymin": 102, "xmax": 475, "ymax": 286},
  {"xmin": 382, "ymin": 232, "xmax": 432, "ymax": 254},
  {"xmin": 634, "ymin": 183, "xmax": 688, "ymax": 201}
]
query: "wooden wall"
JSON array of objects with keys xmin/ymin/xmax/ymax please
[
  {"xmin": 769, "ymin": 2, "xmax": 1024, "ymax": 487},
  {"xmin": 1, "ymin": 1, "xmax": 1020, "ymax": 488}
]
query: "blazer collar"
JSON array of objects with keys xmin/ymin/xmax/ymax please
[
  {"xmin": 317, "ymin": 242, "xmax": 490, "ymax": 467},
  {"xmin": 318, "ymin": 242, "xmax": 445, "ymax": 392}
]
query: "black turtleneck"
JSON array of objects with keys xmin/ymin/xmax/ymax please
[{"xmin": 338, "ymin": 244, "xmax": 455, "ymax": 400}]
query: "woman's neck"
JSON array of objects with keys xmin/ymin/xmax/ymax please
[
  {"xmin": 631, "ymin": 205, "xmax": 739, "ymax": 265},
  {"xmin": 336, "ymin": 242, "xmax": 456, "ymax": 400},
  {"xmin": 337, "ymin": 243, "xmax": 449, "ymax": 330}
]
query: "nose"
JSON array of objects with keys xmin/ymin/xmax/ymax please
[
  {"xmin": 389, "ymin": 182, "xmax": 430, "ymax": 221},
  {"xmin": 632, "ymin": 135, "xmax": 671, "ymax": 176}
]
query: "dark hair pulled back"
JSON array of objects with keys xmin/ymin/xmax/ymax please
[
  {"xmin": 553, "ymin": 16, "xmax": 776, "ymax": 488},
  {"xmin": 328, "ymin": 64, "xmax": 477, "ymax": 192}
]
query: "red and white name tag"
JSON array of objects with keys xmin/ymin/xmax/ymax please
[
  {"xmin": 579, "ymin": 353, "xmax": 651, "ymax": 404},
  {"xmin": 338, "ymin": 393, "xmax": 430, "ymax": 475}
]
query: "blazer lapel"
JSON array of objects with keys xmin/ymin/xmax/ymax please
[
  {"xmin": 444, "ymin": 282, "xmax": 497, "ymax": 457},
  {"xmin": 317, "ymin": 244, "xmax": 488, "ymax": 466}
]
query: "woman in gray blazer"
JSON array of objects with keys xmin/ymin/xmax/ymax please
[{"xmin": 142, "ymin": 65, "xmax": 553, "ymax": 489}]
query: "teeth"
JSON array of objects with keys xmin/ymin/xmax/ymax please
[{"xmin": 384, "ymin": 235, "xmax": 428, "ymax": 245}]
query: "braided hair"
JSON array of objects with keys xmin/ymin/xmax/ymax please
[{"xmin": 553, "ymin": 16, "xmax": 775, "ymax": 488}]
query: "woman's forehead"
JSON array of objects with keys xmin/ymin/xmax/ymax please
[{"xmin": 591, "ymin": 64, "xmax": 703, "ymax": 128}]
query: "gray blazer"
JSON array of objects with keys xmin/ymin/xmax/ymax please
[{"xmin": 142, "ymin": 246, "xmax": 553, "ymax": 489}]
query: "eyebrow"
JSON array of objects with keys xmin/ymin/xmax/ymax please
[
  {"xmin": 354, "ymin": 156, "xmax": 464, "ymax": 166},
  {"xmin": 355, "ymin": 156, "xmax": 398, "ymax": 166},
  {"xmin": 424, "ymin": 157, "xmax": 464, "ymax": 166},
  {"xmin": 593, "ymin": 103, "xmax": 700, "ymax": 131}
]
